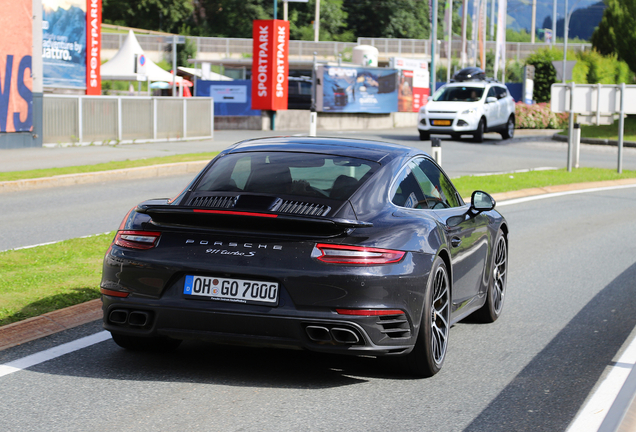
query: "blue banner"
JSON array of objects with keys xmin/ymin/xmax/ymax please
[
  {"xmin": 319, "ymin": 66, "xmax": 398, "ymax": 114},
  {"xmin": 196, "ymin": 80, "xmax": 261, "ymax": 116},
  {"xmin": 42, "ymin": 1, "xmax": 86, "ymax": 89}
]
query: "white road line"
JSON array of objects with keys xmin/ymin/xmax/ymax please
[
  {"xmin": 0, "ymin": 331, "xmax": 111, "ymax": 378},
  {"xmin": 566, "ymin": 335, "xmax": 636, "ymax": 432},
  {"xmin": 1, "ymin": 232, "xmax": 112, "ymax": 253},
  {"xmin": 497, "ymin": 183, "xmax": 636, "ymax": 207}
]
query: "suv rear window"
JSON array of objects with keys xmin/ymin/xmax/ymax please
[{"xmin": 195, "ymin": 152, "xmax": 379, "ymax": 200}]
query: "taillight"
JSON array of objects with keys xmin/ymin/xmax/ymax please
[
  {"xmin": 100, "ymin": 288, "xmax": 130, "ymax": 298},
  {"xmin": 312, "ymin": 243, "xmax": 405, "ymax": 265},
  {"xmin": 114, "ymin": 230, "xmax": 161, "ymax": 250}
]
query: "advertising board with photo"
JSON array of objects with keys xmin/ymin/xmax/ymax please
[
  {"xmin": 317, "ymin": 66, "xmax": 398, "ymax": 114},
  {"xmin": 42, "ymin": 0, "xmax": 86, "ymax": 89}
]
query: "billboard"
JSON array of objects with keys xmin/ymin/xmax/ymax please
[
  {"xmin": 86, "ymin": 0, "xmax": 101, "ymax": 95},
  {"xmin": 391, "ymin": 57, "xmax": 430, "ymax": 112},
  {"xmin": 43, "ymin": 0, "xmax": 87, "ymax": 89},
  {"xmin": 196, "ymin": 80, "xmax": 261, "ymax": 116},
  {"xmin": 0, "ymin": 0, "xmax": 33, "ymax": 132},
  {"xmin": 251, "ymin": 19, "xmax": 289, "ymax": 111},
  {"xmin": 317, "ymin": 66, "xmax": 398, "ymax": 114}
]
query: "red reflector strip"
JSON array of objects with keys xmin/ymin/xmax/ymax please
[
  {"xmin": 336, "ymin": 309, "xmax": 405, "ymax": 316},
  {"xmin": 100, "ymin": 288, "xmax": 130, "ymax": 298},
  {"xmin": 193, "ymin": 209, "xmax": 278, "ymax": 218}
]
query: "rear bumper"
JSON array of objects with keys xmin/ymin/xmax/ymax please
[{"xmin": 102, "ymin": 297, "xmax": 416, "ymax": 356}]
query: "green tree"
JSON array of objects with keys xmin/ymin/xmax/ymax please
[
  {"xmin": 344, "ymin": 0, "xmax": 431, "ymax": 39},
  {"xmin": 287, "ymin": 0, "xmax": 354, "ymax": 42},
  {"xmin": 591, "ymin": 0, "xmax": 636, "ymax": 74},
  {"xmin": 103, "ymin": 0, "xmax": 195, "ymax": 34},
  {"xmin": 191, "ymin": 0, "xmax": 270, "ymax": 37}
]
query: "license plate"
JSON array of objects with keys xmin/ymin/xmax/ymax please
[
  {"xmin": 432, "ymin": 120, "xmax": 451, "ymax": 126},
  {"xmin": 184, "ymin": 275, "xmax": 279, "ymax": 306}
]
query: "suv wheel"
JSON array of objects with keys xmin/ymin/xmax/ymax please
[
  {"xmin": 473, "ymin": 119, "xmax": 485, "ymax": 143},
  {"xmin": 419, "ymin": 131, "xmax": 430, "ymax": 141},
  {"xmin": 500, "ymin": 116, "xmax": 515, "ymax": 139}
]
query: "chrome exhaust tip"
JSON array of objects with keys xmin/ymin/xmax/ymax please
[
  {"xmin": 128, "ymin": 311, "xmax": 150, "ymax": 327},
  {"xmin": 109, "ymin": 309, "xmax": 129, "ymax": 325},
  {"xmin": 305, "ymin": 326, "xmax": 331, "ymax": 342},
  {"xmin": 330, "ymin": 327, "xmax": 360, "ymax": 344}
]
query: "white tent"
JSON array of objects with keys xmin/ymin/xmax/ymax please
[
  {"xmin": 101, "ymin": 30, "xmax": 182, "ymax": 83},
  {"xmin": 177, "ymin": 66, "xmax": 233, "ymax": 81}
]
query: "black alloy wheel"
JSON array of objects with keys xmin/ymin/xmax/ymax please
[
  {"xmin": 474, "ymin": 229, "xmax": 507, "ymax": 323},
  {"xmin": 399, "ymin": 256, "xmax": 450, "ymax": 377}
]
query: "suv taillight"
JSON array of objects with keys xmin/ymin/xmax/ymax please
[{"xmin": 114, "ymin": 230, "xmax": 161, "ymax": 250}]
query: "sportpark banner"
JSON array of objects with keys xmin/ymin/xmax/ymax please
[
  {"xmin": 251, "ymin": 19, "xmax": 289, "ymax": 111},
  {"xmin": 43, "ymin": 0, "xmax": 87, "ymax": 89},
  {"xmin": 86, "ymin": 0, "xmax": 102, "ymax": 95},
  {"xmin": 316, "ymin": 66, "xmax": 398, "ymax": 114},
  {"xmin": 0, "ymin": 0, "xmax": 33, "ymax": 132}
]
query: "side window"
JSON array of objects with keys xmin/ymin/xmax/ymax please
[
  {"xmin": 487, "ymin": 87, "xmax": 497, "ymax": 98},
  {"xmin": 496, "ymin": 86, "xmax": 507, "ymax": 99},
  {"xmin": 417, "ymin": 159, "xmax": 463, "ymax": 208},
  {"xmin": 392, "ymin": 159, "xmax": 452, "ymax": 209}
]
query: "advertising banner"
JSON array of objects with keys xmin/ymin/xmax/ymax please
[
  {"xmin": 317, "ymin": 66, "xmax": 398, "ymax": 114},
  {"xmin": 43, "ymin": 0, "xmax": 86, "ymax": 89},
  {"xmin": 0, "ymin": 0, "xmax": 33, "ymax": 132},
  {"xmin": 197, "ymin": 80, "xmax": 261, "ymax": 116},
  {"xmin": 251, "ymin": 19, "xmax": 289, "ymax": 111},
  {"xmin": 86, "ymin": 0, "xmax": 101, "ymax": 95},
  {"xmin": 412, "ymin": 68, "xmax": 430, "ymax": 112}
]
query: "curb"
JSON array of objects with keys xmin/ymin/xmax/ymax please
[
  {"xmin": 2, "ymin": 177, "xmax": 636, "ymax": 352},
  {"xmin": 552, "ymin": 133, "xmax": 636, "ymax": 148},
  {"xmin": 0, "ymin": 160, "xmax": 209, "ymax": 194}
]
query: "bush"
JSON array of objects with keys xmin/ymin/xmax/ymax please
[{"xmin": 515, "ymin": 102, "xmax": 568, "ymax": 129}]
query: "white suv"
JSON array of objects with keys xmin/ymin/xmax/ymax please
[{"xmin": 417, "ymin": 78, "xmax": 515, "ymax": 142}]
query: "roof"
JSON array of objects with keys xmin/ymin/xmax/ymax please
[
  {"xmin": 226, "ymin": 136, "xmax": 416, "ymax": 163},
  {"xmin": 101, "ymin": 31, "xmax": 183, "ymax": 83}
]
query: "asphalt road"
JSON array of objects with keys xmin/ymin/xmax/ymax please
[
  {"xmin": 1, "ymin": 186, "xmax": 635, "ymax": 431},
  {"xmin": 1, "ymin": 128, "xmax": 635, "ymax": 251}
]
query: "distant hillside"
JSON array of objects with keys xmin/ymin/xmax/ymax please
[{"xmin": 507, "ymin": 0, "xmax": 605, "ymax": 41}]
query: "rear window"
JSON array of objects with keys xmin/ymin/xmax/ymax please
[{"xmin": 196, "ymin": 152, "xmax": 379, "ymax": 200}]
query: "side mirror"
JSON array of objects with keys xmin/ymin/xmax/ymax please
[
  {"xmin": 486, "ymin": 96, "xmax": 497, "ymax": 104},
  {"xmin": 470, "ymin": 190, "xmax": 496, "ymax": 212}
]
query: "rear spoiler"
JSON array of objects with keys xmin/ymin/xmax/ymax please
[{"xmin": 136, "ymin": 204, "xmax": 372, "ymax": 236}]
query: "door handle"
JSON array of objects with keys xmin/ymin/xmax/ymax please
[{"xmin": 451, "ymin": 237, "xmax": 462, "ymax": 248}]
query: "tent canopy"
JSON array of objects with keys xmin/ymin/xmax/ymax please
[{"xmin": 101, "ymin": 30, "xmax": 182, "ymax": 83}]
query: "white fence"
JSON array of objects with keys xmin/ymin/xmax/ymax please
[{"xmin": 43, "ymin": 95, "xmax": 214, "ymax": 146}]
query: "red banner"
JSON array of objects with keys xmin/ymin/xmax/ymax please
[
  {"xmin": 251, "ymin": 20, "xmax": 289, "ymax": 111},
  {"xmin": 86, "ymin": 0, "xmax": 101, "ymax": 95}
]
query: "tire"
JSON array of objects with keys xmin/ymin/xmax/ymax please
[
  {"xmin": 500, "ymin": 115, "xmax": 515, "ymax": 140},
  {"xmin": 111, "ymin": 333, "xmax": 182, "ymax": 352},
  {"xmin": 474, "ymin": 229, "xmax": 508, "ymax": 323},
  {"xmin": 472, "ymin": 119, "xmax": 485, "ymax": 143},
  {"xmin": 451, "ymin": 133, "xmax": 461, "ymax": 140},
  {"xmin": 399, "ymin": 256, "xmax": 451, "ymax": 377},
  {"xmin": 419, "ymin": 131, "xmax": 430, "ymax": 141}
]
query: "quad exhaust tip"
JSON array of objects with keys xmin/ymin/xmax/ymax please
[
  {"xmin": 108, "ymin": 309, "xmax": 151, "ymax": 327},
  {"xmin": 305, "ymin": 325, "xmax": 361, "ymax": 345}
]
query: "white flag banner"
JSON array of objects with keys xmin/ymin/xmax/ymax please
[{"xmin": 494, "ymin": 0, "xmax": 507, "ymax": 80}]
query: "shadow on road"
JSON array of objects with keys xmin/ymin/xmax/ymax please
[{"xmin": 464, "ymin": 261, "xmax": 636, "ymax": 432}]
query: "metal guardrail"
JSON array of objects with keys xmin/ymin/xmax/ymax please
[
  {"xmin": 101, "ymin": 33, "xmax": 591, "ymax": 62},
  {"xmin": 43, "ymin": 95, "xmax": 214, "ymax": 146}
]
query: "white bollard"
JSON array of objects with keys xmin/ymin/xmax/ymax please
[
  {"xmin": 573, "ymin": 123, "xmax": 581, "ymax": 169},
  {"xmin": 309, "ymin": 110, "xmax": 317, "ymax": 137},
  {"xmin": 431, "ymin": 137, "xmax": 442, "ymax": 166}
]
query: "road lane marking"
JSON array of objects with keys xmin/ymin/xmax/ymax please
[
  {"xmin": 566, "ymin": 334, "xmax": 636, "ymax": 432},
  {"xmin": 497, "ymin": 183, "xmax": 636, "ymax": 207},
  {"xmin": 0, "ymin": 331, "xmax": 111, "ymax": 378}
]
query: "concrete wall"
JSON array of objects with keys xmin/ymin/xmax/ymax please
[{"xmin": 227, "ymin": 110, "xmax": 419, "ymax": 131}]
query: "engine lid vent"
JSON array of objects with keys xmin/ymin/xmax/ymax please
[
  {"xmin": 276, "ymin": 200, "xmax": 330, "ymax": 216},
  {"xmin": 188, "ymin": 195, "xmax": 237, "ymax": 209}
]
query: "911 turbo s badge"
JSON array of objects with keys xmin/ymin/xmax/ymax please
[{"xmin": 205, "ymin": 249, "xmax": 256, "ymax": 257}]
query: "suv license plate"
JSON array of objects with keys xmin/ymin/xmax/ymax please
[
  {"xmin": 433, "ymin": 120, "xmax": 451, "ymax": 126},
  {"xmin": 184, "ymin": 275, "xmax": 279, "ymax": 306}
]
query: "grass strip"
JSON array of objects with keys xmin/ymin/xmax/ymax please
[
  {"xmin": 557, "ymin": 116, "xmax": 636, "ymax": 141},
  {"xmin": 2, "ymin": 167, "xmax": 636, "ymax": 326},
  {"xmin": 0, "ymin": 233, "xmax": 114, "ymax": 326},
  {"xmin": 0, "ymin": 152, "xmax": 219, "ymax": 183},
  {"xmin": 452, "ymin": 167, "xmax": 636, "ymax": 198}
]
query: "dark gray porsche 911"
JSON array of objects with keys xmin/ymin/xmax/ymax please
[{"xmin": 100, "ymin": 137, "xmax": 508, "ymax": 377}]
